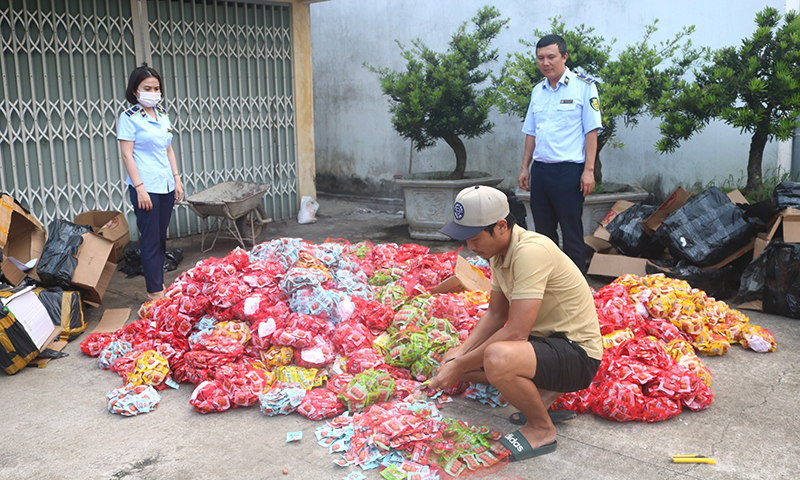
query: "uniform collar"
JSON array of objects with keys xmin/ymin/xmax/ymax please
[
  {"xmin": 495, "ymin": 225, "xmax": 521, "ymax": 269},
  {"xmin": 542, "ymin": 68, "xmax": 571, "ymax": 91}
]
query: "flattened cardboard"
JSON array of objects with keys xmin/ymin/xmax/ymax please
[
  {"xmin": 430, "ymin": 256, "xmax": 491, "ymax": 294},
  {"xmin": 91, "ymin": 308, "xmax": 131, "ymax": 333},
  {"xmin": 73, "ymin": 210, "xmax": 130, "ymax": 263},
  {"xmin": 737, "ymin": 300, "xmax": 763, "ymax": 312},
  {"xmin": 0, "ymin": 195, "xmax": 46, "ymax": 286},
  {"xmin": 726, "ymin": 189, "xmax": 749, "ymax": 205},
  {"xmin": 593, "ymin": 200, "xmax": 635, "ymax": 241},
  {"xmin": 587, "ymin": 253, "xmax": 648, "ymax": 278},
  {"xmin": 642, "ymin": 186, "xmax": 691, "ymax": 235},
  {"xmin": 584, "ymin": 235, "xmax": 612, "ymax": 254},
  {"xmin": 71, "ymin": 232, "xmax": 115, "ymax": 304},
  {"xmin": 753, "ymin": 232, "xmax": 771, "ymax": 260}
]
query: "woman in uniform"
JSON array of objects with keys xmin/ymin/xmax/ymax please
[{"xmin": 117, "ymin": 64, "xmax": 183, "ymax": 301}]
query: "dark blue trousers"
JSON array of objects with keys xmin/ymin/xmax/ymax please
[
  {"xmin": 129, "ymin": 186, "xmax": 174, "ymax": 293},
  {"xmin": 530, "ymin": 161, "xmax": 586, "ymax": 272}
]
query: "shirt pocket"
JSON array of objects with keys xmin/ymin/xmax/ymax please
[
  {"xmin": 554, "ymin": 103, "xmax": 580, "ymax": 126},
  {"xmin": 161, "ymin": 123, "xmax": 173, "ymax": 148}
]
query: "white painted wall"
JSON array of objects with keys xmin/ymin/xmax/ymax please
[{"xmin": 310, "ymin": 0, "xmax": 787, "ymax": 198}]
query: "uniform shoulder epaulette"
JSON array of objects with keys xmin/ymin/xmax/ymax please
[
  {"xmin": 536, "ymin": 78, "xmax": 547, "ymax": 89},
  {"xmin": 575, "ymin": 73, "xmax": 597, "ymax": 84},
  {"xmin": 155, "ymin": 105, "xmax": 167, "ymax": 115},
  {"xmin": 124, "ymin": 104, "xmax": 142, "ymax": 117}
]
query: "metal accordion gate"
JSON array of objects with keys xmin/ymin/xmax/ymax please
[{"xmin": 0, "ymin": 0, "xmax": 298, "ymax": 239}]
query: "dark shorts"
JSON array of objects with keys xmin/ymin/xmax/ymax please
[{"xmin": 530, "ymin": 333, "xmax": 601, "ymax": 393}]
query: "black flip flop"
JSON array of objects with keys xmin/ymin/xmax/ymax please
[
  {"xmin": 509, "ymin": 410, "xmax": 576, "ymax": 425},
  {"xmin": 499, "ymin": 430, "xmax": 557, "ymax": 461}
]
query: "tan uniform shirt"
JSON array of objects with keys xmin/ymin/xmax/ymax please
[{"xmin": 490, "ymin": 227, "xmax": 602, "ymax": 360}]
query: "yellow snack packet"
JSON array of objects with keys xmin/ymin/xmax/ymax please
[{"xmin": 127, "ymin": 350, "xmax": 169, "ymax": 386}]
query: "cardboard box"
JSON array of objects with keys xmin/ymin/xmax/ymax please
[
  {"xmin": 642, "ymin": 186, "xmax": 691, "ymax": 235},
  {"xmin": 74, "ymin": 210, "xmax": 130, "ymax": 263},
  {"xmin": 593, "ymin": 200, "xmax": 635, "ymax": 241},
  {"xmin": 91, "ymin": 308, "xmax": 131, "ymax": 333},
  {"xmin": 781, "ymin": 208, "xmax": 800, "ymax": 243},
  {"xmin": 2, "ymin": 289, "xmax": 59, "ymax": 350},
  {"xmin": 71, "ymin": 232, "xmax": 116, "ymax": 304},
  {"xmin": 0, "ymin": 194, "xmax": 46, "ymax": 286},
  {"xmin": 751, "ymin": 208, "xmax": 800, "ymax": 259},
  {"xmin": 430, "ymin": 256, "xmax": 491, "ymax": 294},
  {"xmin": 587, "ymin": 252, "xmax": 648, "ymax": 278}
]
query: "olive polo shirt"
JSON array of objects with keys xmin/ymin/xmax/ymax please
[{"xmin": 490, "ymin": 226, "xmax": 602, "ymax": 360}]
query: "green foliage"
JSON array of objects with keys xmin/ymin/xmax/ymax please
[
  {"xmin": 365, "ymin": 7, "xmax": 509, "ymax": 179},
  {"xmin": 657, "ymin": 7, "xmax": 800, "ymax": 193},
  {"xmin": 704, "ymin": 166, "xmax": 794, "ymax": 203},
  {"xmin": 493, "ymin": 17, "xmax": 700, "ymax": 184}
]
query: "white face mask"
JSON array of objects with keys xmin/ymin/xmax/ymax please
[{"xmin": 137, "ymin": 91, "xmax": 162, "ymax": 107}]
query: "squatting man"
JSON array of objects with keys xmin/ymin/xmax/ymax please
[{"xmin": 427, "ymin": 185, "xmax": 602, "ymax": 462}]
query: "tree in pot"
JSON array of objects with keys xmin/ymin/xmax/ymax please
[
  {"xmin": 493, "ymin": 17, "xmax": 701, "ymax": 186},
  {"xmin": 656, "ymin": 7, "xmax": 800, "ymax": 195},
  {"xmin": 365, "ymin": 6, "xmax": 508, "ymax": 180}
]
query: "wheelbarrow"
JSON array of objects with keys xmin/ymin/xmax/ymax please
[{"xmin": 180, "ymin": 181, "xmax": 272, "ymax": 252}]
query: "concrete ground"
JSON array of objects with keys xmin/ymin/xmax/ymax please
[{"xmin": 1, "ymin": 194, "xmax": 798, "ymax": 480}]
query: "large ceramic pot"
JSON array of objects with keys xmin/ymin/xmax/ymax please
[
  {"xmin": 516, "ymin": 183, "xmax": 649, "ymax": 236},
  {"xmin": 395, "ymin": 172, "xmax": 504, "ymax": 240}
]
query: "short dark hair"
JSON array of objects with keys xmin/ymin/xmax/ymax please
[
  {"xmin": 125, "ymin": 63, "xmax": 163, "ymax": 104},
  {"xmin": 536, "ymin": 34, "xmax": 567, "ymax": 56},
  {"xmin": 484, "ymin": 212, "xmax": 517, "ymax": 236}
]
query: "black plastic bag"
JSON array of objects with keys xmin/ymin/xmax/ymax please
[
  {"xmin": 37, "ymin": 287, "xmax": 86, "ymax": 341},
  {"xmin": 120, "ymin": 241, "xmax": 184, "ymax": 277},
  {"xmin": 762, "ymin": 242, "xmax": 800, "ymax": 319},
  {"xmin": 605, "ymin": 203, "xmax": 658, "ymax": 257},
  {"xmin": 647, "ymin": 257, "xmax": 745, "ymax": 300},
  {"xmin": 37, "ymin": 220, "xmax": 93, "ymax": 289},
  {"xmin": 654, "ymin": 187, "xmax": 753, "ymax": 267},
  {"xmin": 499, "ymin": 189, "xmax": 528, "ymax": 230},
  {"xmin": 734, "ymin": 250, "xmax": 769, "ymax": 305},
  {"xmin": 772, "ymin": 181, "xmax": 800, "ymax": 210}
]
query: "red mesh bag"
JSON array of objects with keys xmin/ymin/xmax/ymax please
[
  {"xmin": 350, "ymin": 297, "xmax": 394, "ymax": 332},
  {"xmin": 217, "ymin": 362, "xmax": 268, "ymax": 407},
  {"xmin": 296, "ymin": 387, "xmax": 345, "ymax": 420},
  {"xmin": 272, "ymin": 327, "xmax": 314, "ymax": 348},
  {"xmin": 326, "ymin": 373, "xmax": 354, "ymax": 394},
  {"xmin": 295, "ymin": 334, "xmax": 336, "ymax": 369},
  {"xmin": 233, "ymin": 292, "xmax": 283, "ymax": 324},
  {"xmin": 285, "ymin": 312, "xmax": 333, "ymax": 338},
  {"xmin": 347, "ymin": 348, "xmax": 385, "ymax": 374},
  {"xmin": 222, "ymin": 247, "xmax": 251, "ymax": 271},
  {"xmin": 211, "ymin": 277, "xmax": 251, "ymax": 309},
  {"xmin": 80, "ymin": 332, "xmax": 117, "ymax": 357},
  {"xmin": 190, "ymin": 379, "xmax": 232, "ymax": 413},
  {"xmin": 332, "ymin": 320, "xmax": 374, "ymax": 357}
]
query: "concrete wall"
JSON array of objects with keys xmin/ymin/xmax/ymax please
[{"xmin": 310, "ymin": 0, "xmax": 787, "ymax": 200}]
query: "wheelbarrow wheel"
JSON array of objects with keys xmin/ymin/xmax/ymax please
[{"xmin": 236, "ymin": 204, "xmax": 267, "ymax": 243}]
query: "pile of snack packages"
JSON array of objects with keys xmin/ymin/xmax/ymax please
[{"xmin": 80, "ymin": 238, "xmax": 776, "ymax": 477}]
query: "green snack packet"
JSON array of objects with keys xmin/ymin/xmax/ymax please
[{"xmin": 380, "ymin": 465, "xmax": 405, "ymax": 480}]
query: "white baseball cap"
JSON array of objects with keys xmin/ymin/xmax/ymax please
[{"xmin": 439, "ymin": 185, "xmax": 510, "ymax": 241}]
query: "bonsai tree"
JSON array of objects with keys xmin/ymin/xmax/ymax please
[
  {"xmin": 365, "ymin": 6, "xmax": 508, "ymax": 180},
  {"xmin": 657, "ymin": 7, "xmax": 800, "ymax": 194},
  {"xmin": 494, "ymin": 17, "xmax": 701, "ymax": 185}
]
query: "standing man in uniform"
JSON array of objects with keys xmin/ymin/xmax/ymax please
[
  {"xmin": 430, "ymin": 185, "xmax": 602, "ymax": 462},
  {"xmin": 518, "ymin": 34, "xmax": 602, "ymax": 273}
]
